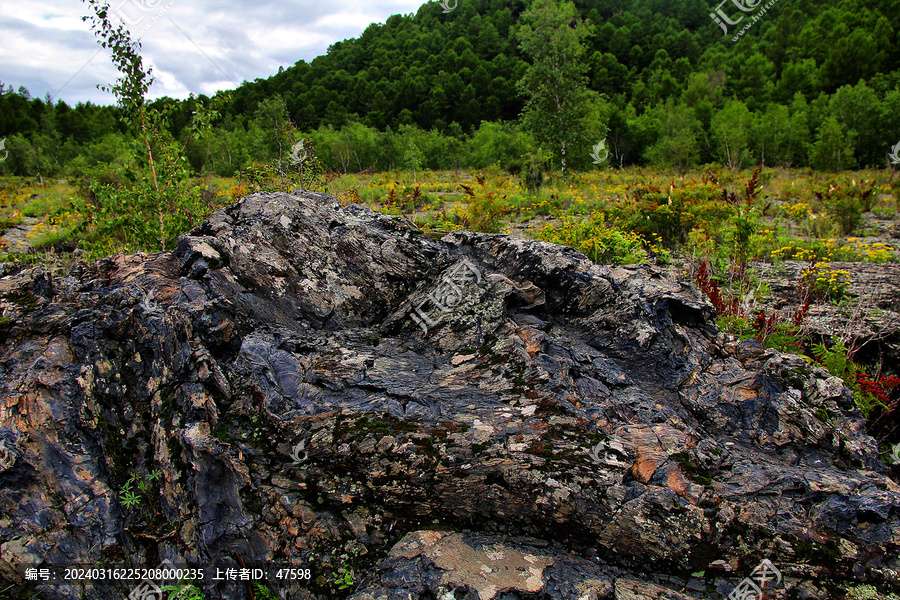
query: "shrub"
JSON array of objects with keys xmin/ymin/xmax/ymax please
[
  {"xmin": 534, "ymin": 212, "xmax": 648, "ymax": 265},
  {"xmin": 812, "ymin": 339, "xmax": 900, "ymax": 419},
  {"xmin": 800, "ymin": 262, "xmax": 850, "ymax": 303}
]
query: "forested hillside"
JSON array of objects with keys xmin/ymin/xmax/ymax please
[{"xmin": 2, "ymin": 0, "xmax": 900, "ymax": 176}]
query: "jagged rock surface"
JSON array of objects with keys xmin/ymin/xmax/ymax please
[{"xmin": 0, "ymin": 190, "xmax": 898, "ymax": 600}]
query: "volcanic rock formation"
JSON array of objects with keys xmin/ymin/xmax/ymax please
[{"xmin": 0, "ymin": 190, "xmax": 898, "ymax": 599}]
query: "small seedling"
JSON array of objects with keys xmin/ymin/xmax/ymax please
[
  {"xmin": 120, "ymin": 478, "xmax": 141, "ymax": 508},
  {"xmin": 332, "ymin": 566, "xmax": 354, "ymax": 590}
]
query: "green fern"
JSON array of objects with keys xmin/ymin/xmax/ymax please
[
  {"xmin": 252, "ymin": 583, "xmax": 280, "ymax": 599},
  {"xmin": 161, "ymin": 583, "xmax": 205, "ymax": 600}
]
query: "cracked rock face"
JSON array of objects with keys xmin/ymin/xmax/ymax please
[{"xmin": 0, "ymin": 190, "xmax": 898, "ymax": 599}]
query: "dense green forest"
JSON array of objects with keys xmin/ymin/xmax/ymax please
[{"xmin": 2, "ymin": 0, "xmax": 900, "ymax": 177}]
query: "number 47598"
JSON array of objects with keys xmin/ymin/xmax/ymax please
[{"xmin": 275, "ymin": 568, "xmax": 311, "ymax": 579}]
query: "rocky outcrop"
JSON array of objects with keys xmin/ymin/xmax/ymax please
[
  {"xmin": 752, "ymin": 260, "xmax": 900, "ymax": 368},
  {"xmin": 1, "ymin": 190, "xmax": 898, "ymax": 600}
]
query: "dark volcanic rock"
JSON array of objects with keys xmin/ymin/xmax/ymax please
[{"xmin": 1, "ymin": 190, "xmax": 898, "ymax": 599}]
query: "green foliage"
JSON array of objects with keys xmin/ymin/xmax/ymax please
[
  {"xmin": 430, "ymin": 175, "xmax": 511, "ymax": 233},
  {"xmin": 606, "ymin": 180, "xmax": 726, "ymax": 249},
  {"xmin": 160, "ymin": 583, "xmax": 205, "ymax": 600},
  {"xmin": 467, "ymin": 190, "xmax": 508, "ymax": 234},
  {"xmin": 801, "ymin": 263, "xmax": 851, "ymax": 303},
  {"xmin": 809, "ymin": 116, "xmax": 855, "ymax": 172},
  {"xmin": 236, "ymin": 136, "xmax": 326, "ymax": 195},
  {"xmin": 523, "ymin": 147, "xmax": 551, "ymax": 191},
  {"xmin": 311, "ymin": 122, "xmax": 382, "ymax": 173},
  {"xmin": 700, "ymin": 263, "xmax": 895, "ymax": 424},
  {"xmin": 64, "ymin": 0, "xmax": 230, "ymax": 257},
  {"xmin": 469, "ymin": 121, "xmax": 532, "ymax": 171},
  {"xmin": 710, "ymin": 99, "xmax": 754, "ymax": 170},
  {"xmin": 402, "ymin": 133, "xmax": 425, "ymax": 182},
  {"xmin": 516, "ymin": 0, "xmax": 600, "ymax": 174},
  {"xmin": 251, "ymin": 583, "xmax": 279, "ymax": 599},
  {"xmin": 811, "ymin": 339, "xmax": 887, "ymax": 418},
  {"xmin": 533, "ymin": 212, "xmax": 651, "ymax": 265},
  {"xmin": 826, "ymin": 192, "xmax": 868, "ymax": 237},
  {"xmin": 846, "ymin": 585, "xmax": 900, "ymax": 600},
  {"xmin": 640, "ymin": 101, "xmax": 703, "ymax": 172},
  {"xmin": 119, "ymin": 478, "xmax": 140, "ymax": 509},
  {"xmin": 716, "ymin": 315, "xmax": 804, "ymax": 355},
  {"xmin": 119, "ymin": 470, "xmax": 161, "ymax": 510},
  {"xmin": 81, "ymin": 0, "xmax": 152, "ymax": 118},
  {"xmin": 2, "ymin": 0, "xmax": 900, "ymax": 179},
  {"xmin": 331, "ymin": 565, "xmax": 354, "ymax": 591}
]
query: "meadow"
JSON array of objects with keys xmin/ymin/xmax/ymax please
[{"xmin": 3, "ymin": 163, "xmax": 898, "ymax": 270}]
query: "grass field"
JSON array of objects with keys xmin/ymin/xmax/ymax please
[{"xmin": 2, "ymin": 166, "xmax": 898, "ymax": 265}]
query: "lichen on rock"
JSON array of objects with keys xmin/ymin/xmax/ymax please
[{"xmin": 0, "ymin": 190, "xmax": 897, "ymax": 599}]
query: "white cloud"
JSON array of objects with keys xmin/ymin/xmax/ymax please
[{"xmin": 0, "ymin": 0, "xmax": 427, "ymax": 105}]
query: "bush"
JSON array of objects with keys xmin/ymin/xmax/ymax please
[
  {"xmin": 533, "ymin": 212, "xmax": 649, "ymax": 265},
  {"xmin": 800, "ymin": 262, "xmax": 850, "ymax": 303},
  {"xmin": 809, "ymin": 116, "xmax": 854, "ymax": 171},
  {"xmin": 469, "ymin": 121, "xmax": 531, "ymax": 170}
]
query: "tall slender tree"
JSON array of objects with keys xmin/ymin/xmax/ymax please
[{"xmin": 516, "ymin": 0, "xmax": 596, "ymax": 174}]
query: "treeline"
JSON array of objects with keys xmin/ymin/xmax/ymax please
[
  {"xmin": 2, "ymin": 0, "xmax": 900, "ymax": 177},
  {"xmin": 0, "ymin": 83, "xmax": 125, "ymax": 177}
]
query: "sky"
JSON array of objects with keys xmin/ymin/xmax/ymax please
[{"xmin": 0, "ymin": 0, "xmax": 428, "ymax": 106}]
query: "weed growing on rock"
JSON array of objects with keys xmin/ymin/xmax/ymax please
[
  {"xmin": 161, "ymin": 582, "xmax": 205, "ymax": 600},
  {"xmin": 119, "ymin": 469, "xmax": 161, "ymax": 511},
  {"xmin": 331, "ymin": 565, "xmax": 354, "ymax": 591},
  {"xmin": 695, "ymin": 258, "xmax": 899, "ymax": 431},
  {"xmin": 801, "ymin": 262, "xmax": 851, "ymax": 303},
  {"xmin": 251, "ymin": 583, "xmax": 279, "ymax": 599}
]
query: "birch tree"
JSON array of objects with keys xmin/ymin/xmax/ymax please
[{"xmin": 516, "ymin": 0, "xmax": 595, "ymax": 175}]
